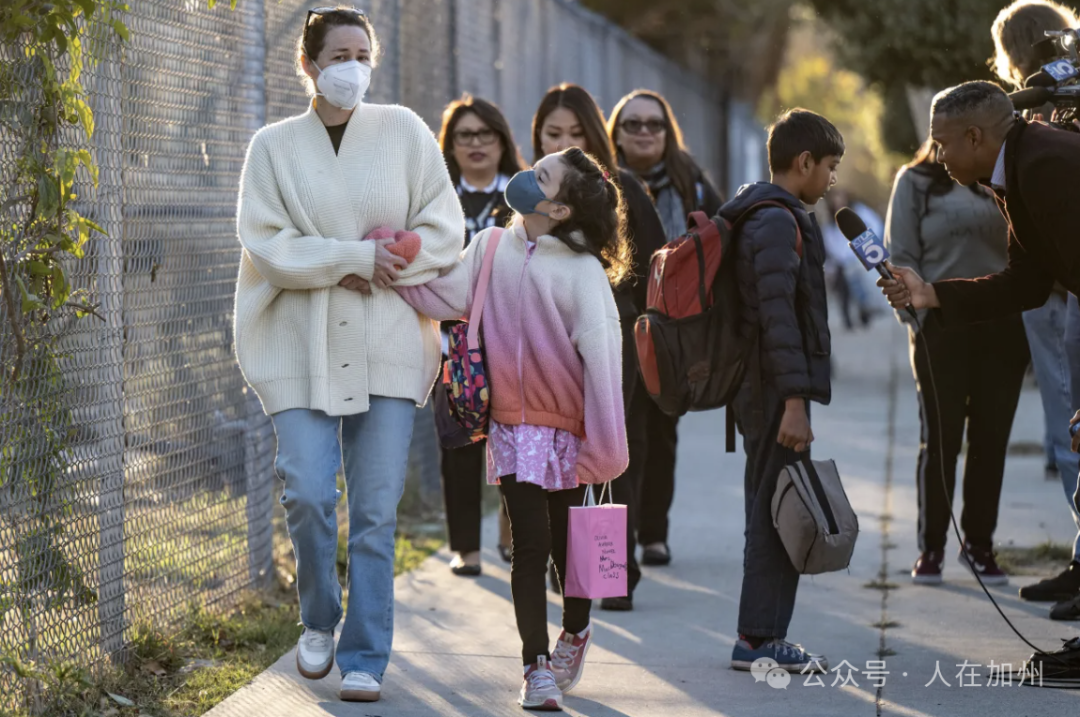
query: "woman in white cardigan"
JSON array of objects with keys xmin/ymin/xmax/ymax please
[{"xmin": 234, "ymin": 8, "xmax": 463, "ymax": 703}]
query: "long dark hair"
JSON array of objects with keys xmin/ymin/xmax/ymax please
[
  {"xmin": 531, "ymin": 84, "xmax": 618, "ymax": 177},
  {"xmin": 609, "ymin": 90, "xmax": 701, "ymax": 213},
  {"xmin": 549, "ymin": 148, "xmax": 631, "ymax": 286},
  {"xmin": 439, "ymin": 94, "xmax": 524, "ymax": 185},
  {"xmin": 906, "ymin": 137, "xmax": 990, "ymax": 219}
]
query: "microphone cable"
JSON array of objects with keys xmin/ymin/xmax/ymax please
[{"xmin": 911, "ymin": 311, "xmax": 1080, "ymax": 687}]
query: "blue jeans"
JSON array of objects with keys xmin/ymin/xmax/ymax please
[
  {"xmin": 271, "ymin": 397, "xmax": 416, "ymax": 679},
  {"xmin": 1065, "ymin": 295, "xmax": 1080, "ymax": 561},
  {"xmin": 1023, "ymin": 295, "xmax": 1076, "ymax": 483}
]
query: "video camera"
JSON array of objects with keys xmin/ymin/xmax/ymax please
[{"xmin": 1008, "ymin": 28, "xmax": 1080, "ymax": 123}]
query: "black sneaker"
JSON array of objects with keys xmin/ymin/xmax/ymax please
[
  {"xmin": 600, "ymin": 595, "xmax": 633, "ymax": 611},
  {"xmin": 1050, "ymin": 593, "xmax": 1080, "ymax": 621},
  {"xmin": 958, "ymin": 540, "xmax": 1008, "ymax": 586},
  {"xmin": 1023, "ymin": 637, "xmax": 1080, "ymax": 687},
  {"xmin": 1019, "ymin": 561, "xmax": 1080, "ymax": 603},
  {"xmin": 642, "ymin": 543, "xmax": 671, "ymax": 566}
]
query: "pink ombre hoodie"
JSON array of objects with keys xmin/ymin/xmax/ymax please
[{"xmin": 397, "ymin": 218, "xmax": 628, "ymax": 484}]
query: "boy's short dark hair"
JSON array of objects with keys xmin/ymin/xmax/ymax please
[{"xmin": 767, "ymin": 109, "xmax": 845, "ymax": 173}]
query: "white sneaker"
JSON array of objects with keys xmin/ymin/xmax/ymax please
[
  {"xmin": 519, "ymin": 656, "xmax": 562, "ymax": 711},
  {"xmin": 340, "ymin": 671, "xmax": 381, "ymax": 702},
  {"xmin": 296, "ymin": 628, "xmax": 334, "ymax": 680}
]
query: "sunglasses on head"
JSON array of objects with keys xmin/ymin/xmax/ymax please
[{"xmin": 303, "ymin": 6, "xmax": 368, "ymax": 52}]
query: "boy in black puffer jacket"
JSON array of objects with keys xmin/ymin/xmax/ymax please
[{"xmin": 721, "ymin": 109, "xmax": 844, "ymax": 676}]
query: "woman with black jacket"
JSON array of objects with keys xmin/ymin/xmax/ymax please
[
  {"xmin": 532, "ymin": 83, "xmax": 667, "ymax": 611},
  {"xmin": 437, "ymin": 95, "xmax": 524, "ymax": 576},
  {"xmin": 608, "ymin": 89, "xmax": 725, "ymax": 569}
]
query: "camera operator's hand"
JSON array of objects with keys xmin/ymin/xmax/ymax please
[
  {"xmin": 877, "ymin": 262, "xmax": 939, "ymax": 311},
  {"xmin": 1071, "ymin": 410, "xmax": 1080, "ymax": 453}
]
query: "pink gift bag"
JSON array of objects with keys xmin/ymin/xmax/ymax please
[{"xmin": 564, "ymin": 484, "xmax": 628, "ymax": 600}]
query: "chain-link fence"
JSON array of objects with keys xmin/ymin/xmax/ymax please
[{"xmin": 0, "ymin": 0, "xmax": 760, "ymax": 708}]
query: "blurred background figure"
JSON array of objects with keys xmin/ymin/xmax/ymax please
[
  {"xmin": 884, "ymin": 137, "xmax": 1029, "ymax": 587},
  {"xmin": 438, "ymin": 94, "xmax": 524, "ymax": 576},
  {"xmin": 821, "ymin": 188, "xmax": 882, "ymax": 331},
  {"xmin": 530, "ymin": 83, "xmax": 666, "ymax": 610},
  {"xmin": 609, "ymin": 89, "xmax": 724, "ymax": 569}
]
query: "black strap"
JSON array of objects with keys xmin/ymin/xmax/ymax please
[
  {"xmin": 692, "ymin": 232, "xmax": 709, "ymax": 312},
  {"xmin": 799, "ymin": 454, "xmax": 839, "ymax": 535},
  {"xmin": 725, "ymin": 405, "xmax": 736, "ymax": 453}
]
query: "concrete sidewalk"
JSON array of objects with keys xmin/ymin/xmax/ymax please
[{"xmin": 207, "ymin": 318, "xmax": 1080, "ymax": 717}]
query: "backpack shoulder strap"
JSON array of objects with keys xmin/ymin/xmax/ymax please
[
  {"xmin": 466, "ymin": 228, "xmax": 503, "ymax": 350},
  {"xmin": 734, "ymin": 200, "xmax": 804, "ymax": 258}
]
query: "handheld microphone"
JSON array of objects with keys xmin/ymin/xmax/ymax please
[
  {"xmin": 834, "ymin": 207, "xmax": 918, "ymax": 321},
  {"xmin": 1009, "ymin": 86, "xmax": 1055, "ymax": 111},
  {"xmin": 1024, "ymin": 69, "xmax": 1058, "ymax": 88}
]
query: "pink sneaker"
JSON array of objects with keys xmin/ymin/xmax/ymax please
[
  {"xmin": 520, "ymin": 656, "xmax": 562, "ymax": 711},
  {"xmin": 551, "ymin": 623, "xmax": 593, "ymax": 693}
]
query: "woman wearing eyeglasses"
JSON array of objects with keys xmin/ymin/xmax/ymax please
[
  {"xmin": 436, "ymin": 94, "xmax": 524, "ymax": 577},
  {"xmin": 234, "ymin": 8, "xmax": 463, "ymax": 703},
  {"xmin": 531, "ymin": 83, "xmax": 667, "ymax": 612},
  {"xmin": 607, "ymin": 90, "xmax": 724, "ymax": 570}
]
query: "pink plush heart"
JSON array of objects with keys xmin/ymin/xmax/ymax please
[
  {"xmin": 362, "ymin": 226, "xmax": 420, "ymax": 264},
  {"xmin": 391, "ymin": 230, "xmax": 421, "ymax": 263}
]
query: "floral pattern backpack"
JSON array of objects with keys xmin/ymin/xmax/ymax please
[{"xmin": 434, "ymin": 228, "xmax": 504, "ymax": 449}]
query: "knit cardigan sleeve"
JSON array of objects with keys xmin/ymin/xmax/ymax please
[
  {"xmin": 392, "ymin": 110, "xmax": 466, "ymax": 286},
  {"xmin": 573, "ymin": 276, "xmax": 628, "ymax": 484},
  {"xmin": 237, "ymin": 130, "xmax": 377, "ymax": 290}
]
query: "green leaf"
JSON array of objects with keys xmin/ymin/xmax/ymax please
[
  {"xmin": 74, "ymin": 99, "xmax": 94, "ymax": 139},
  {"xmin": 107, "ymin": 693, "xmax": 135, "ymax": 708},
  {"xmin": 112, "ymin": 19, "xmax": 129, "ymax": 42},
  {"xmin": 28, "ymin": 261, "xmax": 50, "ymax": 277},
  {"xmin": 51, "ymin": 265, "xmax": 70, "ymax": 308}
]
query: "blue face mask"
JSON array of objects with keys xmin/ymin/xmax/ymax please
[{"xmin": 505, "ymin": 169, "xmax": 563, "ymax": 218}]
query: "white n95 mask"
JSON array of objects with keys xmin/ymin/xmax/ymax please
[{"xmin": 313, "ymin": 60, "xmax": 371, "ymax": 110}]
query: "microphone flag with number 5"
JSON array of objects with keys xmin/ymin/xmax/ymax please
[{"xmin": 835, "ymin": 207, "xmax": 890, "ymax": 270}]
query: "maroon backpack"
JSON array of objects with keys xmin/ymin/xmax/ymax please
[{"xmin": 634, "ymin": 203, "xmax": 802, "ymax": 447}]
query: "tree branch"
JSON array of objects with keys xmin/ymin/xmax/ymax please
[
  {"xmin": 0, "ymin": 250, "xmax": 28, "ymax": 384},
  {"xmin": 64, "ymin": 301, "xmax": 104, "ymax": 322}
]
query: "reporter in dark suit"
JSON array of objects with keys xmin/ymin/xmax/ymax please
[
  {"xmin": 878, "ymin": 80, "xmax": 1080, "ymax": 620},
  {"xmin": 880, "ymin": 81, "xmax": 1080, "ymax": 320}
]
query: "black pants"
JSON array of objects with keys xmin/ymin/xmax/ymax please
[
  {"xmin": 637, "ymin": 394, "xmax": 679, "ymax": 546},
  {"xmin": 912, "ymin": 314, "xmax": 1029, "ymax": 553},
  {"xmin": 602, "ymin": 320, "xmax": 648, "ymax": 594},
  {"xmin": 732, "ymin": 385, "xmax": 802, "ymax": 640},
  {"xmin": 500, "ymin": 474, "xmax": 591, "ymax": 665},
  {"xmin": 441, "ymin": 439, "xmax": 487, "ymax": 554}
]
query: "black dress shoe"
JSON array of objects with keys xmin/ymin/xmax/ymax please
[
  {"xmin": 1018, "ymin": 561, "xmax": 1080, "ymax": 602},
  {"xmin": 1025, "ymin": 637, "xmax": 1080, "ymax": 686},
  {"xmin": 498, "ymin": 543, "xmax": 512, "ymax": 564},
  {"xmin": 450, "ymin": 553, "xmax": 482, "ymax": 577},
  {"xmin": 600, "ymin": 595, "xmax": 633, "ymax": 611},
  {"xmin": 1050, "ymin": 593, "xmax": 1080, "ymax": 621},
  {"xmin": 641, "ymin": 543, "xmax": 671, "ymax": 566}
]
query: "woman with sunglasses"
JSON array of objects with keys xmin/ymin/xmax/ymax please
[
  {"xmin": 532, "ymin": 83, "xmax": 667, "ymax": 612},
  {"xmin": 234, "ymin": 7, "xmax": 463, "ymax": 703},
  {"xmin": 436, "ymin": 94, "xmax": 524, "ymax": 577},
  {"xmin": 607, "ymin": 89, "xmax": 724, "ymax": 570}
]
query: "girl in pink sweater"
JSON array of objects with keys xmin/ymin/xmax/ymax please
[{"xmin": 398, "ymin": 147, "xmax": 630, "ymax": 711}]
